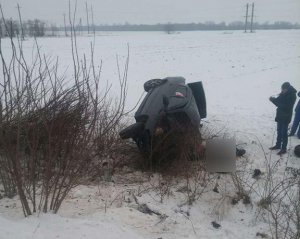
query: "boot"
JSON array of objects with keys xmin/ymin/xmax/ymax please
[
  {"xmin": 269, "ymin": 145, "xmax": 280, "ymax": 150},
  {"xmin": 277, "ymin": 149, "xmax": 287, "ymax": 155}
]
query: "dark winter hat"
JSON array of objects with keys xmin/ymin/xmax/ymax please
[{"xmin": 281, "ymin": 82, "xmax": 290, "ymax": 90}]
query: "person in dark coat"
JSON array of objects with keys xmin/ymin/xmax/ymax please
[
  {"xmin": 289, "ymin": 91, "xmax": 300, "ymax": 138},
  {"xmin": 269, "ymin": 82, "xmax": 297, "ymax": 155}
]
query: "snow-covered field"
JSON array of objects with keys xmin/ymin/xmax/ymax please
[{"xmin": 0, "ymin": 30, "xmax": 300, "ymax": 239}]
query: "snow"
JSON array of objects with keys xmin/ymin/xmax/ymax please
[
  {"xmin": 1, "ymin": 30, "xmax": 300, "ymax": 239},
  {"xmin": 0, "ymin": 213, "xmax": 144, "ymax": 239}
]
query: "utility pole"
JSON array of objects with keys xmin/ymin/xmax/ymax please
[
  {"xmin": 63, "ymin": 13, "xmax": 67, "ymax": 36},
  {"xmin": 244, "ymin": 3, "xmax": 249, "ymax": 33},
  {"xmin": 250, "ymin": 2, "xmax": 255, "ymax": 33},
  {"xmin": 85, "ymin": 2, "xmax": 90, "ymax": 34},
  {"xmin": 16, "ymin": 4, "xmax": 24, "ymax": 40}
]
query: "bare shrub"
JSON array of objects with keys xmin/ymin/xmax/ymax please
[
  {"xmin": 251, "ymin": 139, "xmax": 300, "ymax": 239},
  {"xmin": 0, "ymin": 161, "xmax": 16, "ymax": 198},
  {"xmin": 142, "ymin": 174, "xmax": 174, "ymax": 203},
  {"xmin": 146, "ymin": 113, "xmax": 204, "ymax": 171},
  {"xmin": 0, "ymin": 4, "xmax": 128, "ymax": 216},
  {"xmin": 261, "ymin": 175, "xmax": 300, "ymax": 239},
  {"xmin": 144, "ymin": 119, "xmax": 210, "ymax": 204},
  {"xmin": 231, "ymin": 172, "xmax": 252, "ymax": 205},
  {"xmin": 180, "ymin": 161, "xmax": 210, "ymax": 205},
  {"xmin": 260, "ymin": 165, "xmax": 300, "ymax": 238}
]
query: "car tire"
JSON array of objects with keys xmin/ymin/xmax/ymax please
[
  {"xmin": 119, "ymin": 122, "xmax": 144, "ymax": 139},
  {"xmin": 144, "ymin": 79, "xmax": 166, "ymax": 92}
]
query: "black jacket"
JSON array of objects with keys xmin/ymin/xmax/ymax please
[{"xmin": 270, "ymin": 86, "xmax": 297, "ymax": 123}]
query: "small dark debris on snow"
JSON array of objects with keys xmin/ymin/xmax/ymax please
[
  {"xmin": 243, "ymin": 195, "xmax": 251, "ymax": 205},
  {"xmin": 258, "ymin": 197, "xmax": 272, "ymax": 209},
  {"xmin": 256, "ymin": 232, "xmax": 269, "ymax": 238},
  {"xmin": 213, "ymin": 186, "xmax": 219, "ymax": 193},
  {"xmin": 175, "ymin": 208, "xmax": 190, "ymax": 217},
  {"xmin": 137, "ymin": 204, "xmax": 161, "ymax": 216},
  {"xmin": 236, "ymin": 148, "xmax": 246, "ymax": 157},
  {"xmin": 138, "ymin": 204, "xmax": 153, "ymax": 214},
  {"xmin": 252, "ymin": 169, "xmax": 262, "ymax": 179},
  {"xmin": 211, "ymin": 221, "xmax": 221, "ymax": 229},
  {"xmin": 231, "ymin": 198, "xmax": 239, "ymax": 205},
  {"xmin": 213, "ymin": 183, "xmax": 219, "ymax": 193}
]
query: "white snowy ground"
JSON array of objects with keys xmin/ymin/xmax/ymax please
[{"xmin": 0, "ymin": 30, "xmax": 300, "ymax": 239}]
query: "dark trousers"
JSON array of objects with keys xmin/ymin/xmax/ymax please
[
  {"xmin": 276, "ymin": 122, "xmax": 288, "ymax": 150},
  {"xmin": 290, "ymin": 111, "xmax": 300, "ymax": 138}
]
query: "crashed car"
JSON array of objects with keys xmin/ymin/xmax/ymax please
[{"xmin": 120, "ymin": 77, "xmax": 206, "ymax": 155}]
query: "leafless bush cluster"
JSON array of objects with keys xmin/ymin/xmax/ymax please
[
  {"xmin": 0, "ymin": 5, "xmax": 128, "ymax": 216},
  {"xmin": 180, "ymin": 161, "xmax": 210, "ymax": 205},
  {"xmin": 146, "ymin": 114, "xmax": 205, "ymax": 171},
  {"xmin": 257, "ymin": 153, "xmax": 300, "ymax": 239},
  {"xmin": 230, "ymin": 172, "xmax": 252, "ymax": 205},
  {"xmin": 139, "ymin": 174, "xmax": 174, "ymax": 203},
  {"xmin": 222, "ymin": 137, "xmax": 300, "ymax": 238},
  {"xmin": 139, "ymin": 122, "xmax": 210, "ymax": 204},
  {"xmin": 265, "ymin": 179, "xmax": 300, "ymax": 239}
]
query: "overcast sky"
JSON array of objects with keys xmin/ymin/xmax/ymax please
[{"xmin": 1, "ymin": 0, "xmax": 300, "ymax": 25}]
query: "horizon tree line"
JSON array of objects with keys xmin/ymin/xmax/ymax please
[
  {"xmin": 0, "ymin": 18, "xmax": 299, "ymax": 39},
  {"xmin": 0, "ymin": 18, "xmax": 46, "ymax": 38}
]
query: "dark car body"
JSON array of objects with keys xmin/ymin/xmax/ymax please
[{"xmin": 120, "ymin": 77, "xmax": 206, "ymax": 153}]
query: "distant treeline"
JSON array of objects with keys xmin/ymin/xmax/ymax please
[
  {"xmin": 1, "ymin": 19, "xmax": 299, "ymax": 38},
  {"xmin": 88, "ymin": 21, "xmax": 300, "ymax": 32},
  {"xmin": 0, "ymin": 18, "xmax": 49, "ymax": 37}
]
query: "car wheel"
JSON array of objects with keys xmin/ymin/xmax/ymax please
[{"xmin": 144, "ymin": 79, "xmax": 166, "ymax": 92}]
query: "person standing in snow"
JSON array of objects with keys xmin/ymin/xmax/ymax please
[
  {"xmin": 269, "ymin": 82, "xmax": 297, "ymax": 155},
  {"xmin": 289, "ymin": 91, "xmax": 300, "ymax": 138}
]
